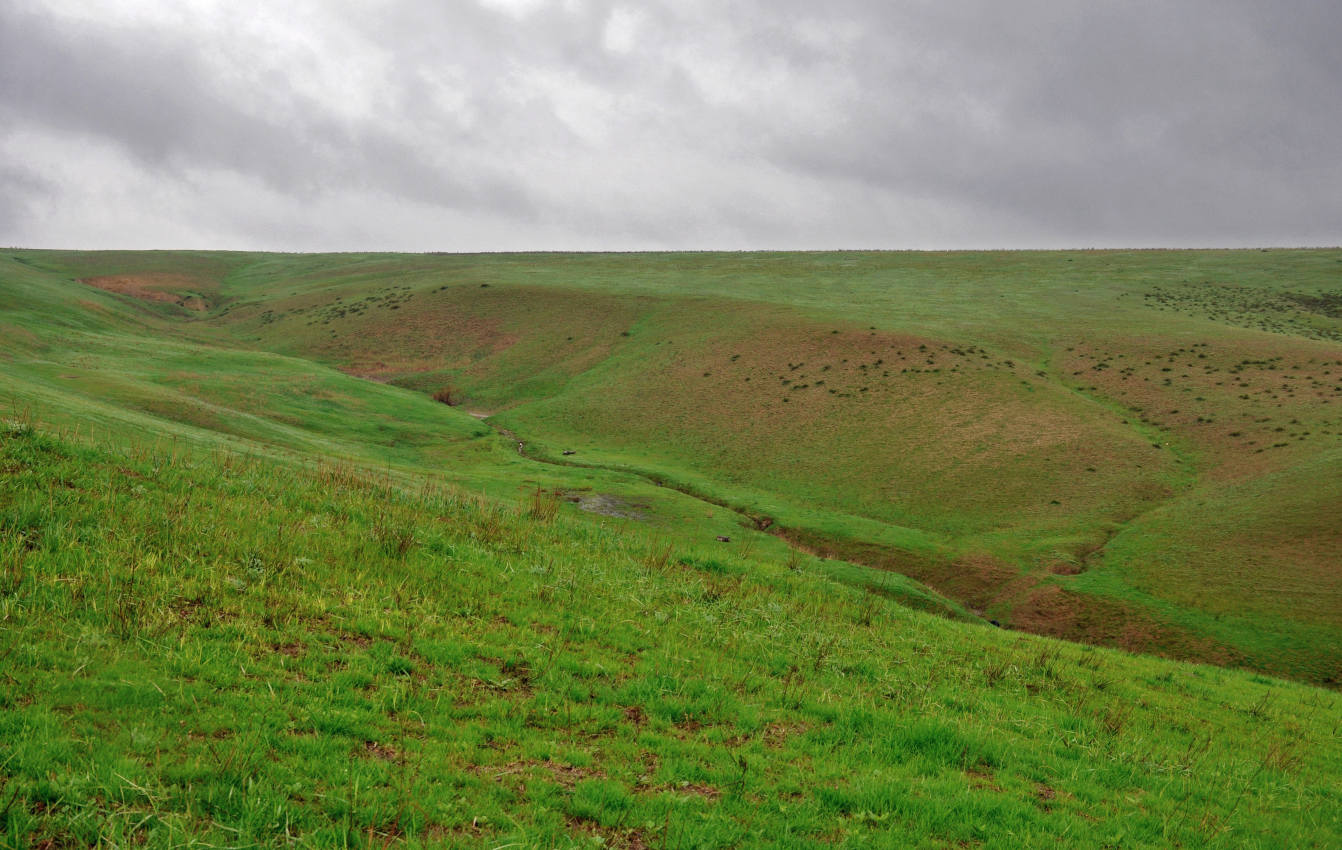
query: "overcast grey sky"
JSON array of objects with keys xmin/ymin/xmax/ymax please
[{"xmin": 2, "ymin": 0, "xmax": 1339, "ymax": 250}]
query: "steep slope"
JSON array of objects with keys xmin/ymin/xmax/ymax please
[{"xmin": 3, "ymin": 422, "xmax": 1339, "ymax": 848}]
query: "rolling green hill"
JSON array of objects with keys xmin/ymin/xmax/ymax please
[
  {"xmin": 2, "ymin": 248, "xmax": 1340, "ymax": 847},
  {"xmin": 17, "ymin": 248, "xmax": 1336, "ymax": 681}
]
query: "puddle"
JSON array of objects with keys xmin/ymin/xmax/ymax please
[{"xmin": 569, "ymin": 492, "xmax": 648, "ymax": 521}]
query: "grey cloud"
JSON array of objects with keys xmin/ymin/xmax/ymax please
[
  {"xmin": 0, "ymin": 162, "xmax": 52, "ymax": 238},
  {"xmin": 0, "ymin": 3, "xmax": 535, "ymax": 216},
  {"xmin": 754, "ymin": 1, "xmax": 1342, "ymax": 243},
  {"xmin": 0, "ymin": 0, "xmax": 1337, "ymax": 250}
]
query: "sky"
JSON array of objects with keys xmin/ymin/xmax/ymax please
[{"xmin": 1, "ymin": 0, "xmax": 1339, "ymax": 251}]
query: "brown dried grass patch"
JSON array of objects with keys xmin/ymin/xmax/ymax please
[
  {"xmin": 83, "ymin": 274, "xmax": 212, "ymax": 312},
  {"xmin": 315, "ymin": 285, "xmax": 641, "ymax": 383},
  {"xmin": 1010, "ymin": 584, "xmax": 1242, "ymax": 667}
]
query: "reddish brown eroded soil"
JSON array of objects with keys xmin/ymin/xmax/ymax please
[
  {"xmin": 82, "ymin": 274, "xmax": 212, "ymax": 312},
  {"xmin": 290, "ymin": 284, "xmax": 644, "ymax": 385},
  {"xmin": 1009, "ymin": 584, "xmax": 1242, "ymax": 665},
  {"xmin": 778, "ymin": 526, "xmax": 1245, "ymax": 669}
]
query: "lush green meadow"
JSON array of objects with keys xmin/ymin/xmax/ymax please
[
  {"xmin": 17, "ymin": 248, "xmax": 1332, "ymax": 679},
  {"xmin": 3, "ymin": 420, "xmax": 1339, "ymax": 848},
  {"xmin": 1, "ymin": 248, "xmax": 1340, "ymax": 846}
]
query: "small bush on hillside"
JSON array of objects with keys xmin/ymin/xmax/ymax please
[{"xmin": 432, "ymin": 387, "xmax": 459, "ymax": 406}]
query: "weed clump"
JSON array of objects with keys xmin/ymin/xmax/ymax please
[
  {"xmin": 431, "ymin": 386, "xmax": 459, "ymax": 406},
  {"xmin": 527, "ymin": 487, "xmax": 561, "ymax": 523},
  {"xmin": 373, "ymin": 519, "xmax": 417, "ymax": 558}
]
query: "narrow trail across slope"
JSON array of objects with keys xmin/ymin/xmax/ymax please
[
  {"xmin": 476, "ymin": 416, "xmax": 980, "ymax": 623},
  {"xmin": 471, "ymin": 412, "xmax": 1253, "ymax": 674},
  {"xmin": 487, "ymin": 420, "xmax": 773, "ymax": 529}
]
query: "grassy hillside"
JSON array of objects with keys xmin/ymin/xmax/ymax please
[
  {"xmin": 3, "ymin": 421, "xmax": 1339, "ymax": 848},
  {"xmin": 1, "ymin": 248, "xmax": 1341, "ymax": 846},
  {"xmin": 0, "ymin": 250, "xmax": 964, "ymax": 616},
  {"xmin": 16, "ymin": 249, "xmax": 1332, "ymax": 682}
]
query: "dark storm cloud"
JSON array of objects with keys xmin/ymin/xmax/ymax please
[
  {"xmin": 1, "ymin": 0, "xmax": 1337, "ymax": 249},
  {"xmin": 747, "ymin": 0, "xmax": 1342, "ymax": 243}
]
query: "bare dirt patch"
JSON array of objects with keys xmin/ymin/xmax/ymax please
[
  {"xmin": 335, "ymin": 632, "xmax": 373, "ymax": 649},
  {"xmin": 622, "ymin": 705, "xmax": 646, "ymax": 726}
]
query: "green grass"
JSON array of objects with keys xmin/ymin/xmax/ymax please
[
  {"xmin": 1, "ymin": 247, "xmax": 1340, "ymax": 845},
  {"xmin": 78, "ymin": 246, "xmax": 1334, "ymax": 683},
  {"xmin": 7, "ymin": 249, "xmax": 1342, "ymax": 682},
  {"xmin": 2, "ymin": 421, "xmax": 1338, "ymax": 848}
]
